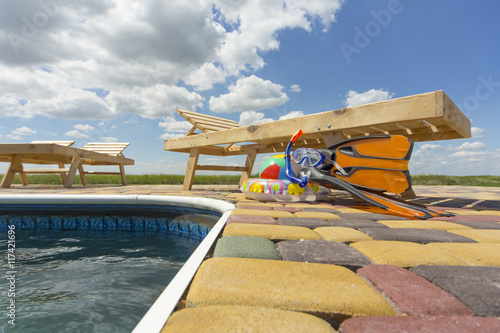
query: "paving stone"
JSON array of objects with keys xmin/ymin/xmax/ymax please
[
  {"xmin": 410, "ymin": 266, "xmax": 500, "ymax": 317},
  {"xmin": 336, "ymin": 213, "xmax": 410, "ymax": 221},
  {"xmin": 237, "ymin": 201, "xmax": 284, "ymax": 208},
  {"xmin": 358, "ymin": 227, "xmax": 477, "ymax": 244},
  {"xmin": 446, "ymin": 209, "xmax": 500, "ymax": 216},
  {"xmin": 277, "ymin": 240, "xmax": 372, "ymax": 269},
  {"xmin": 426, "ymin": 243, "xmax": 500, "ymax": 267},
  {"xmin": 301, "ymin": 207, "xmax": 341, "ymax": 214},
  {"xmin": 162, "ymin": 305, "xmax": 336, "ymax": 333},
  {"xmin": 273, "ymin": 206, "xmax": 302, "ymax": 213},
  {"xmin": 226, "ymin": 215, "xmax": 278, "ymax": 225},
  {"xmin": 378, "ymin": 220, "xmax": 472, "ymax": 230},
  {"xmin": 445, "ymin": 220, "xmax": 500, "ymax": 229},
  {"xmin": 433, "ymin": 215, "xmax": 500, "ymax": 222},
  {"xmin": 213, "ymin": 236, "xmax": 281, "ymax": 260},
  {"xmin": 351, "ymin": 241, "xmax": 463, "ymax": 267},
  {"xmin": 294, "ymin": 211, "xmax": 340, "ymax": 219},
  {"xmin": 223, "ymin": 223, "xmax": 322, "ymax": 241},
  {"xmin": 315, "ymin": 227, "xmax": 373, "ymax": 242},
  {"xmin": 338, "ymin": 316, "xmax": 500, "ymax": 333},
  {"xmin": 231, "ymin": 208, "xmax": 295, "ymax": 218},
  {"xmin": 335, "ymin": 208, "xmax": 373, "ymax": 214},
  {"xmin": 328, "ymin": 218, "xmax": 388, "ymax": 229},
  {"xmin": 357, "ymin": 265, "xmax": 473, "ymax": 316},
  {"xmin": 236, "ymin": 205, "xmax": 272, "ymax": 210},
  {"xmin": 449, "ymin": 229, "xmax": 500, "ymax": 243},
  {"xmin": 277, "ymin": 217, "xmax": 332, "ymax": 228},
  {"xmin": 284, "ymin": 203, "xmax": 336, "ymax": 209},
  {"xmin": 186, "ymin": 257, "xmax": 397, "ymax": 325}
]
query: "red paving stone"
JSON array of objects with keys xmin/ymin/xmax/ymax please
[{"xmin": 358, "ymin": 265, "xmax": 473, "ymax": 316}]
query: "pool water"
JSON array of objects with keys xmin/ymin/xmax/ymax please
[{"xmin": 0, "ymin": 229, "xmax": 201, "ymax": 333}]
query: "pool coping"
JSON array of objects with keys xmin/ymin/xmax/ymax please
[{"xmin": 0, "ymin": 194, "xmax": 235, "ymax": 333}]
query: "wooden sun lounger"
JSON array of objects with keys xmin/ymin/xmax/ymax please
[
  {"xmin": 165, "ymin": 91, "xmax": 471, "ymax": 191},
  {"xmin": 0, "ymin": 142, "xmax": 134, "ymax": 188}
]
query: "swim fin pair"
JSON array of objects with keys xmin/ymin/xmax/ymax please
[
  {"xmin": 286, "ymin": 130, "xmax": 452, "ymax": 220},
  {"xmin": 319, "ymin": 134, "xmax": 413, "ymax": 194}
]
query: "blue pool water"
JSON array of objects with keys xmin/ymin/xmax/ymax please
[{"xmin": 0, "ymin": 204, "xmax": 221, "ymax": 333}]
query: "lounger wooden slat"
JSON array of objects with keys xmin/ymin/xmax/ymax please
[{"xmin": 165, "ymin": 91, "xmax": 471, "ymax": 191}]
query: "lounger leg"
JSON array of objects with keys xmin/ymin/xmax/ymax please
[
  {"xmin": 64, "ymin": 156, "xmax": 81, "ymax": 188},
  {"xmin": 239, "ymin": 150, "xmax": 257, "ymax": 187},
  {"xmin": 119, "ymin": 164, "xmax": 127, "ymax": 185},
  {"xmin": 1, "ymin": 155, "xmax": 28, "ymax": 187},
  {"xmin": 183, "ymin": 148, "xmax": 199, "ymax": 190},
  {"xmin": 78, "ymin": 164, "xmax": 88, "ymax": 186},
  {"xmin": 58, "ymin": 163, "xmax": 68, "ymax": 184}
]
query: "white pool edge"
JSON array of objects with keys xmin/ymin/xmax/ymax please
[{"xmin": 0, "ymin": 194, "xmax": 235, "ymax": 333}]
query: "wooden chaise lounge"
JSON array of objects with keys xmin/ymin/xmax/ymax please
[
  {"xmin": 0, "ymin": 141, "xmax": 134, "ymax": 188},
  {"xmin": 164, "ymin": 91, "xmax": 471, "ymax": 191}
]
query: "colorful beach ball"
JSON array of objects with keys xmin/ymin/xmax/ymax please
[{"xmin": 259, "ymin": 154, "xmax": 297, "ymax": 180}]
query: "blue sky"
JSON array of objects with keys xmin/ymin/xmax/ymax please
[{"xmin": 1, "ymin": 0, "xmax": 499, "ymax": 176}]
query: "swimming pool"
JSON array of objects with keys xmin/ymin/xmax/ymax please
[{"xmin": 0, "ymin": 195, "xmax": 234, "ymax": 333}]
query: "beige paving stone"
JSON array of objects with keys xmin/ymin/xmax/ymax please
[
  {"xmin": 237, "ymin": 201, "xmax": 284, "ymax": 208},
  {"xmin": 223, "ymin": 223, "xmax": 322, "ymax": 241},
  {"xmin": 350, "ymin": 241, "xmax": 463, "ymax": 267},
  {"xmin": 162, "ymin": 305, "xmax": 336, "ymax": 333},
  {"xmin": 448, "ymin": 229, "xmax": 500, "ymax": 243},
  {"xmin": 315, "ymin": 227, "xmax": 373, "ymax": 242},
  {"xmin": 186, "ymin": 258, "xmax": 397, "ymax": 321},
  {"xmin": 426, "ymin": 243, "xmax": 500, "ymax": 266},
  {"xmin": 335, "ymin": 208, "xmax": 371, "ymax": 214},
  {"xmin": 230, "ymin": 208, "xmax": 295, "ymax": 218},
  {"xmin": 284, "ymin": 203, "xmax": 336, "ymax": 209},
  {"xmin": 378, "ymin": 220, "xmax": 472, "ymax": 231},
  {"xmin": 294, "ymin": 211, "xmax": 340, "ymax": 219}
]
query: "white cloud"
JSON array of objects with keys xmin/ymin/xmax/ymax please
[
  {"xmin": 0, "ymin": 0, "xmax": 343, "ymax": 121},
  {"xmin": 65, "ymin": 130, "xmax": 89, "ymax": 139},
  {"xmin": 75, "ymin": 124, "xmax": 95, "ymax": 132},
  {"xmin": 471, "ymin": 127, "xmax": 484, "ymax": 138},
  {"xmin": 419, "ymin": 143, "xmax": 445, "ymax": 151},
  {"xmin": 160, "ymin": 132, "xmax": 185, "ymax": 140},
  {"xmin": 344, "ymin": 89, "xmax": 394, "ymax": 107},
  {"xmin": 11, "ymin": 127, "xmax": 36, "ymax": 136},
  {"xmin": 209, "ymin": 75, "xmax": 289, "ymax": 113},
  {"xmin": 239, "ymin": 111, "xmax": 274, "ymax": 126},
  {"xmin": 102, "ymin": 137, "xmax": 118, "ymax": 142},
  {"xmin": 290, "ymin": 84, "xmax": 301, "ymax": 92},
  {"xmin": 159, "ymin": 116, "xmax": 193, "ymax": 133},
  {"xmin": 457, "ymin": 141, "xmax": 485, "ymax": 151},
  {"xmin": 279, "ymin": 111, "xmax": 304, "ymax": 120}
]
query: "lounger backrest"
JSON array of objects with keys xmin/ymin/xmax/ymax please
[
  {"xmin": 177, "ymin": 108, "xmax": 240, "ymax": 134},
  {"xmin": 81, "ymin": 142, "xmax": 130, "ymax": 157}
]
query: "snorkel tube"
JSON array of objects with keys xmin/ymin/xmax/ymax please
[{"xmin": 285, "ymin": 129, "xmax": 309, "ymax": 187}]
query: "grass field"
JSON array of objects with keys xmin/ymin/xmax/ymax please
[{"xmin": 2, "ymin": 174, "xmax": 500, "ymax": 187}]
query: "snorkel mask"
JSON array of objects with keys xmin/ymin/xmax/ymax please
[{"xmin": 285, "ymin": 130, "xmax": 311, "ymax": 188}]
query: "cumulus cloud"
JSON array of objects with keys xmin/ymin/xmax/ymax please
[
  {"xmin": 65, "ymin": 130, "xmax": 89, "ymax": 139},
  {"xmin": 11, "ymin": 126, "xmax": 36, "ymax": 136},
  {"xmin": 209, "ymin": 75, "xmax": 289, "ymax": 113},
  {"xmin": 290, "ymin": 84, "xmax": 301, "ymax": 92},
  {"xmin": 471, "ymin": 127, "xmax": 484, "ymax": 138},
  {"xmin": 279, "ymin": 111, "xmax": 304, "ymax": 120},
  {"xmin": 158, "ymin": 116, "xmax": 193, "ymax": 133},
  {"xmin": 0, "ymin": 0, "xmax": 343, "ymax": 121},
  {"xmin": 344, "ymin": 89, "xmax": 394, "ymax": 107},
  {"xmin": 239, "ymin": 111, "xmax": 274, "ymax": 126},
  {"xmin": 457, "ymin": 141, "xmax": 485, "ymax": 151},
  {"xmin": 75, "ymin": 124, "xmax": 95, "ymax": 132}
]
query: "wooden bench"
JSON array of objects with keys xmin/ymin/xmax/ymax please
[{"xmin": 165, "ymin": 91, "xmax": 471, "ymax": 192}]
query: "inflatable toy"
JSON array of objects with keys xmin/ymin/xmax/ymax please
[{"xmin": 241, "ymin": 154, "xmax": 330, "ymax": 202}]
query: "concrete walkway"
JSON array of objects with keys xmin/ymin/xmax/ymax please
[{"xmin": 2, "ymin": 184, "xmax": 500, "ymax": 332}]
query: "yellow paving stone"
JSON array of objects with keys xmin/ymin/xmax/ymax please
[
  {"xmin": 448, "ymin": 229, "xmax": 500, "ymax": 243},
  {"xmin": 186, "ymin": 258, "xmax": 397, "ymax": 320},
  {"xmin": 237, "ymin": 201, "xmax": 284, "ymax": 208},
  {"xmin": 378, "ymin": 220, "xmax": 472, "ymax": 230},
  {"xmin": 223, "ymin": 223, "xmax": 322, "ymax": 241},
  {"xmin": 335, "ymin": 208, "xmax": 371, "ymax": 214},
  {"xmin": 315, "ymin": 227, "xmax": 373, "ymax": 242},
  {"xmin": 293, "ymin": 211, "xmax": 340, "ymax": 219},
  {"xmin": 445, "ymin": 210, "xmax": 500, "ymax": 216},
  {"xmin": 426, "ymin": 243, "xmax": 500, "ymax": 266},
  {"xmin": 350, "ymin": 241, "xmax": 463, "ymax": 267},
  {"xmin": 230, "ymin": 208, "xmax": 295, "ymax": 218},
  {"xmin": 284, "ymin": 203, "xmax": 336, "ymax": 209},
  {"xmin": 162, "ymin": 305, "xmax": 336, "ymax": 333}
]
